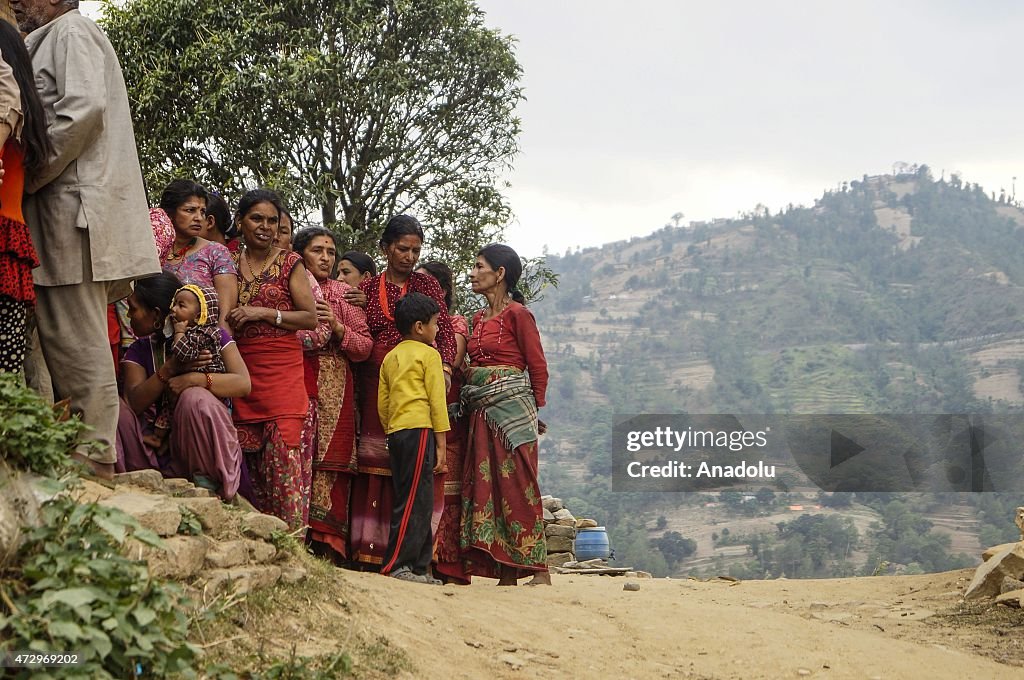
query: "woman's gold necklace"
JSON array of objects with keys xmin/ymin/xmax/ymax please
[{"xmin": 240, "ymin": 246, "xmax": 274, "ymax": 304}]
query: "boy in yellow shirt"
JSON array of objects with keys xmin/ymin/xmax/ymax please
[{"xmin": 378, "ymin": 292, "xmax": 451, "ymax": 584}]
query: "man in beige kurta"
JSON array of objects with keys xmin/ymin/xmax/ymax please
[{"xmin": 14, "ymin": 0, "xmax": 160, "ymax": 477}]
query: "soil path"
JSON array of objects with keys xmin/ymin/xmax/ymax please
[{"xmin": 324, "ymin": 567, "xmax": 1021, "ymax": 679}]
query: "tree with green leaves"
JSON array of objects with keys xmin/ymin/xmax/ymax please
[{"xmin": 101, "ymin": 0, "xmax": 523, "ymax": 272}]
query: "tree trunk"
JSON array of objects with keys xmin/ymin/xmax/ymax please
[{"xmin": 321, "ymin": 201, "xmax": 336, "ymax": 228}]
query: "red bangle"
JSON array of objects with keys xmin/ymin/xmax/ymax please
[{"xmin": 205, "ymin": 374, "xmax": 214, "ymax": 390}]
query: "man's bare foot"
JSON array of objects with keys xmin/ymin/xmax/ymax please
[
  {"xmin": 71, "ymin": 452, "xmax": 115, "ymax": 481},
  {"xmin": 524, "ymin": 572, "xmax": 552, "ymax": 586}
]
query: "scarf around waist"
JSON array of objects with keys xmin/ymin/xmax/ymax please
[{"xmin": 460, "ymin": 365, "xmax": 538, "ymax": 451}]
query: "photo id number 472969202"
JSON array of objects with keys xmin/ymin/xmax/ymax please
[{"xmin": 1, "ymin": 651, "xmax": 84, "ymax": 667}]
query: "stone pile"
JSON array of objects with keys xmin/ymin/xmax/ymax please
[
  {"xmin": 541, "ymin": 494, "xmax": 600, "ymax": 569},
  {"xmin": 83, "ymin": 469, "xmax": 308, "ymax": 598},
  {"xmin": 964, "ymin": 506, "xmax": 1024, "ymax": 607}
]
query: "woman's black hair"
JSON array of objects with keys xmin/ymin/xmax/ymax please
[
  {"xmin": 205, "ymin": 191, "xmax": 233, "ymax": 237},
  {"xmin": 478, "ymin": 244, "xmax": 525, "ymax": 304},
  {"xmin": 235, "ymin": 188, "xmax": 284, "ymax": 222},
  {"xmin": 417, "ymin": 261, "xmax": 454, "ymax": 310},
  {"xmin": 339, "ymin": 251, "xmax": 377, "ymax": 277},
  {"xmin": 0, "ymin": 20, "xmax": 52, "ymax": 179},
  {"xmin": 159, "ymin": 179, "xmax": 208, "ymax": 217},
  {"xmin": 379, "ymin": 214, "xmax": 424, "ymax": 249},
  {"xmin": 132, "ymin": 272, "xmax": 182, "ymax": 318},
  {"xmin": 293, "ymin": 226, "xmax": 336, "ymax": 256}
]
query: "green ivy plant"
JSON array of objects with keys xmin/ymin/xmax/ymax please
[
  {"xmin": 0, "ymin": 496, "xmax": 198, "ymax": 679},
  {"xmin": 177, "ymin": 507, "xmax": 203, "ymax": 536},
  {"xmin": 0, "ymin": 373, "xmax": 82, "ymax": 475}
]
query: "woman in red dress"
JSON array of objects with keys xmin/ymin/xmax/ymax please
[
  {"xmin": 460, "ymin": 244, "xmax": 551, "ymax": 585},
  {"xmin": 0, "ymin": 21, "xmax": 51, "ymax": 374},
  {"xmin": 349, "ymin": 215, "xmax": 456, "ymax": 569},
  {"xmin": 228, "ymin": 189, "xmax": 317, "ymax": 529},
  {"xmin": 294, "ymin": 227, "xmax": 373, "ymax": 562}
]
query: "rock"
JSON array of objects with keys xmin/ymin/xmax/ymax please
[
  {"xmin": 965, "ymin": 543, "xmax": 1024, "ymax": 599},
  {"xmin": 542, "ymin": 508, "xmax": 554, "ymax": 522},
  {"xmin": 176, "ymin": 487, "xmax": 215, "ymax": 498},
  {"xmin": 73, "ymin": 478, "xmax": 117, "ymax": 504},
  {"xmin": 498, "ymin": 653, "xmax": 524, "ymax": 670},
  {"xmin": 99, "ymin": 492, "xmax": 182, "ymax": 537},
  {"xmin": 545, "ymin": 524, "xmax": 575, "ymax": 538},
  {"xmin": 0, "ymin": 466, "xmax": 42, "ymax": 559},
  {"xmin": 546, "ymin": 535, "xmax": 574, "ymax": 553},
  {"xmin": 798, "ymin": 669, "xmax": 812, "ymax": 677},
  {"xmin": 1002, "ymin": 577, "xmax": 1024, "ymax": 594},
  {"xmin": 113, "ymin": 469, "xmax": 165, "ymax": 493},
  {"xmin": 202, "ymin": 565, "xmax": 282, "ymax": 596},
  {"xmin": 623, "ymin": 582, "xmax": 641, "ymax": 592},
  {"xmin": 553, "ymin": 508, "xmax": 575, "ymax": 526},
  {"xmin": 146, "ymin": 535, "xmax": 208, "ymax": 579},
  {"xmin": 246, "ymin": 539, "xmax": 277, "ymax": 564},
  {"xmin": 281, "ymin": 566, "xmax": 308, "ymax": 584},
  {"xmin": 995, "ymin": 589, "xmax": 1024, "ymax": 608},
  {"xmin": 205, "ymin": 540, "xmax": 249, "ymax": 568},
  {"xmin": 163, "ymin": 478, "xmax": 195, "ymax": 493},
  {"xmin": 546, "ymin": 552, "xmax": 574, "ymax": 568},
  {"xmin": 241, "ymin": 512, "xmax": 288, "ymax": 539},
  {"xmin": 542, "ymin": 496, "xmax": 564, "ymax": 512},
  {"xmin": 176, "ymin": 496, "xmax": 228, "ymax": 533},
  {"xmin": 576, "ymin": 518, "xmax": 598, "ymax": 529},
  {"xmin": 634, "ymin": 571, "xmax": 653, "ymax": 579},
  {"xmin": 983, "ymin": 542, "xmax": 1021, "ymax": 562}
]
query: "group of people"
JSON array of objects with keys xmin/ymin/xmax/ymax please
[{"xmin": 0, "ymin": 2, "xmax": 552, "ymax": 585}]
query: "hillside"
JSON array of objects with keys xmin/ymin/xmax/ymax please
[{"xmin": 530, "ymin": 166, "xmax": 1024, "ymax": 577}]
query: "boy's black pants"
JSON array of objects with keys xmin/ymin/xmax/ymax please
[{"xmin": 381, "ymin": 427, "xmax": 435, "ymax": 575}]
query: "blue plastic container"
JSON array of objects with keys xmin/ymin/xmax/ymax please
[{"xmin": 574, "ymin": 527, "xmax": 612, "ymax": 561}]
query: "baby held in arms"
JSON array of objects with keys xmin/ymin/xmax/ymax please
[{"xmin": 144, "ymin": 285, "xmax": 227, "ymax": 450}]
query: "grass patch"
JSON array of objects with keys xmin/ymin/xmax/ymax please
[{"xmin": 189, "ymin": 550, "xmax": 411, "ymax": 678}]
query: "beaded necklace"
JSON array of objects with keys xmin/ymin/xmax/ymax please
[{"xmin": 471, "ymin": 297, "xmax": 511, "ymax": 361}]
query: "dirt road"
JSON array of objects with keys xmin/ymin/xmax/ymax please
[{"xmin": 245, "ymin": 565, "xmax": 1022, "ymax": 679}]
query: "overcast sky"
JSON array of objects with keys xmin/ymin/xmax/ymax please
[{"xmin": 475, "ymin": 1, "xmax": 1024, "ymax": 257}]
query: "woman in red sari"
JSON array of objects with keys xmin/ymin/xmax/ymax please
[
  {"xmin": 461, "ymin": 244, "xmax": 551, "ymax": 586},
  {"xmin": 294, "ymin": 227, "xmax": 373, "ymax": 562},
  {"xmin": 350, "ymin": 215, "xmax": 456, "ymax": 569},
  {"xmin": 228, "ymin": 189, "xmax": 317, "ymax": 529},
  {"xmin": 417, "ymin": 261, "xmax": 471, "ymax": 583}
]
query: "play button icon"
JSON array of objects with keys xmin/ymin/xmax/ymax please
[{"xmin": 830, "ymin": 430, "xmax": 865, "ymax": 468}]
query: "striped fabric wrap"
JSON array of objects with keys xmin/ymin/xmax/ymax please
[{"xmin": 460, "ymin": 366, "xmax": 538, "ymax": 452}]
